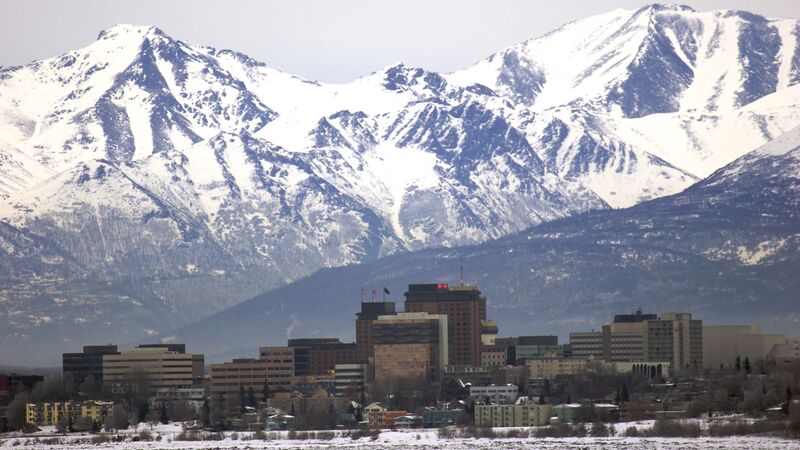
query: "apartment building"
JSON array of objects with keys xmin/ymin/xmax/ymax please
[
  {"xmin": 469, "ymin": 384, "xmax": 519, "ymax": 405},
  {"xmin": 475, "ymin": 403, "xmax": 553, "ymax": 427},
  {"xmin": 26, "ymin": 401, "xmax": 114, "ymax": 426}
]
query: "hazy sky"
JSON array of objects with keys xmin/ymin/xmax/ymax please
[{"xmin": 2, "ymin": 0, "xmax": 798, "ymax": 83}]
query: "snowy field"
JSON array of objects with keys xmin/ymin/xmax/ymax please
[{"xmin": 0, "ymin": 424, "xmax": 797, "ymax": 449}]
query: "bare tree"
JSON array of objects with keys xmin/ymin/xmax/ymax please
[{"xmin": 7, "ymin": 392, "xmax": 31, "ymax": 430}]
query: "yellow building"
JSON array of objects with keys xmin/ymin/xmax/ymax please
[
  {"xmin": 474, "ymin": 403, "xmax": 553, "ymax": 427},
  {"xmin": 26, "ymin": 401, "xmax": 114, "ymax": 426},
  {"xmin": 526, "ymin": 358, "xmax": 588, "ymax": 378}
]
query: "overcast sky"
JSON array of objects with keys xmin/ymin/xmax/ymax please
[{"xmin": 2, "ymin": 0, "xmax": 798, "ymax": 83}]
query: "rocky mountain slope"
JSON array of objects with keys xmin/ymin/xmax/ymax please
[
  {"xmin": 1, "ymin": 5, "xmax": 799, "ymax": 364},
  {"xmin": 165, "ymin": 126, "xmax": 800, "ymax": 363}
]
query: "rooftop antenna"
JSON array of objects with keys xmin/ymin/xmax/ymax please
[{"xmin": 460, "ymin": 253, "xmax": 464, "ymax": 286}]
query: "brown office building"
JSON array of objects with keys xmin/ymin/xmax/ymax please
[
  {"xmin": 356, "ymin": 301, "xmax": 397, "ymax": 362},
  {"xmin": 63, "ymin": 345, "xmax": 119, "ymax": 384},
  {"xmin": 286, "ymin": 339, "xmax": 357, "ymax": 376},
  {"xmin": 404, "ymin": 283, "xmax": 486, "ymax": 366},
  {"xmin": 373, "ymin": 312, "xmax": 449, "ymax": 384},
  {"xmin": 210, "ymin": 357, "xmax": 294, "ymax": 402}
]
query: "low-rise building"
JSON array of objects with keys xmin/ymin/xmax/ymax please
[
  {"xmin": 474, "ymin": 403, "xmax": 553, "ymax": 427},
  {"xmin": 26, "ymin": 401, "xmax": 114, "ymax": 426},
  {"xmin": 395, "ymin": 415, "xmax": 422, "ymax": 429},
  {"xmin": 422, "ymin": 408, "xmax": 461, "ymax": 428},
  {"xmin": 469, "ymin": 384, "xmax": 519, "ymax": 405},
  {"xmin": 551, "ymin": 403, "xmax": 581, "ymax": 423},
  {"xmin": 265, "ymin": 413, "xmax": 295, "ymax": 430},
  {"xmin": 526, "ymin": 358, "xmax": 588, "ymax": 378},
  {"xmin": 364, "ymin": 402, "xmax": 387, "ymax": 427}
]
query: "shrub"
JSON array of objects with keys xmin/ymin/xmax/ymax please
[
  {"xmin": 252, "ymin": 430, "xmax": 267, "ymax": 440},
  {"xmin": 624, "ymin": 426, "xmax": 641, "ymax": 437},
  {"xmin": 438, "ymin": 426, "xmax": 455, "ymax": 439},
  {"xmin": 138, "ymin": 429, "xmax": 153, "ymax": 441},
  {"xmin": 590, "ymin": 422, "xmax": 609, "ymax": 437},
  {"xmin": 646, "ymin": 419, "xmax": 701, "ymax": 438},
  {"xmin": 316, "ymin": 431, "xmax": 334, "ymax": 440},
  {"xmin": 90, "ymin": 434, "xmax": 111, "ymax": 445},
  {"xmin": 535, "ymin": 423, "xmax": 573, "ymax": 438}
]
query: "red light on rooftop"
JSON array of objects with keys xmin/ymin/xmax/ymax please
[{"xmin": 436, "ymin": 283, "xmax": 448, "ymax": 289}]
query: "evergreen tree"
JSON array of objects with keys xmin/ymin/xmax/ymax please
[
  {"xmin": 735, "ymin": 355, "xmax": 741, "ymax": 372},
  {"xmin": 744, "ymin": 357, "xmax": 751, "ymax": 374},
  {"xmin": 621, "ymin": 384, "xmax": 630, "ymax": 403},
  {"xmin": 719, "ymin": 363, "xmax": 724, "ymax": 371},
  {"xmin": 784, "ymin": 387, "xmax": 793, "ymax": 414},
  {"xmin": 137, "ymin": 401, "xmax": 149, "ymax": 425},
  {"xmin": 239, "ymin": 385, "xmax": 246, "ymax": 413},
  {"xmin": 538, "ymin": 392, "xmax": 546, "ymax": 404},
  {"xmin": 201, "ymin": 399, "xmax": 211, "ymax": 429},
  {"xmin": 160, "ymin": 404, "xmax": 169, "ymax": 424},
  {"xmin": 247, "ymin": 387, "xmax": 257, "ymax": 408},
  {"xmin": 262, "ymin": 379, "xmax": 270, "ymax": 402}
]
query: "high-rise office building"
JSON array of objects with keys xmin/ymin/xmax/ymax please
[
  {"xmin": 102, "ymin": 345, "xmax": 204, "ymax": 393},
  {"xmin": 286, "ymin": 338, "xmax": 356, "ymax": 376},
  {"xmin": 356, "ymin": 301, "xmax": 396, "ymax": 362},
  {"xmin": 63, "ymin": 345, "xmax": 119, "ymax": 384},
  {"xmin": 569, "ymin": 310, "xmax": 703, "ymax": 371},
  {"xmin": 404, "ymin": 283, "xmax": 486, "ymax": 366},
  {"xmin": 210, "ymin": 357, "xmax": 294, "ymax": 401},
  {"xmin": 373, "ymin": 312, "xmax": 449, "ymax": 384}
]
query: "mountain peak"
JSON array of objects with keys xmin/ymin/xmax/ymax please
[
  {"xmin": 97, "ymin": 24, "xmax": 167, "ymax": 41},
  {"xmin": 638, "ymin": 3, "xmax": 696, "ymax": 14}
]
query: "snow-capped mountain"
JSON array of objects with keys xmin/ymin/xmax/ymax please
[
  {"xmin": 1, "ymin": 5, "xmax": 799, "ymax": 364},
  {"xmin": 164, "ymin": 125, "xmax": 800, "ymax": 363},
  {"xmin": 449, "ymin": 4, "xmax": 800, "ymax": 206}
]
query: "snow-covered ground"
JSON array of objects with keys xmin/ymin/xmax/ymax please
[{"xmin": 0, "ymin": 422, "xmax": 795, "ymax": 449}]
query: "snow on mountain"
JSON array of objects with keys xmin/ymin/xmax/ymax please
[
  {"xmin": 447, "ymin": 4, "xmax": 800, "ymax": 207},
  {"xmin": 1, "ymin": 5, "xmax": 799, "ymax": 362}
]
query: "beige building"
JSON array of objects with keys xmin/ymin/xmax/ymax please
[
  {"xmin": 703, "ymin": 325, "xmax": 786, "ymax": 369},
  {"xmin": 569, "ymin": 311, "xmax": 703, "ymax": 371},
  {"xmin": 26, "ymin": 401, "xmax": 114, "ymax": 426},
  {"xmin": 373, "ymin": 312, "xmax": 448, "ymax": 385},
  {"xmin": 210, "ymin": 357, "xmax": 293, "ymax": 401},
  {"xmin": 481, "ymin": 344, "xmax": 507, "ymax": 367},
  {"xmin": 526, "ymin": 358, "xmax": 588, "ymax": 378},
  {"xmin": 102, "ymin": 345, "xmax": 203, "ymax": 393},
  {"xmin": 475, "ymin": 403, "xmax": 553, "ymax": 427}
]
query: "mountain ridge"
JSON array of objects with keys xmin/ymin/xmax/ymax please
[{"xmin": 1, "ymin": 4, "xmax": 799, "ymax": 365}]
